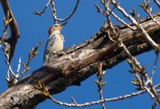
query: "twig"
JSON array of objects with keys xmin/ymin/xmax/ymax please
[
  {"xmin": 154, "ymin": 0, "xmax": 160, "ymax": 8},
  {"xmin": 71, "ymin": 97, "xmax": 77, "ymax": 105},
  {"xmin": 5, "ymin": 61, "xmax": 17, "ymax": 78},
  {"xmin": 94, "ymin": 3, "xmax": 135, "ymax": 30},
  {"xmin": 1, "ymin": 0, "xmax": 20, "ymax": 63},
  {"xmin": 111, "ymin": 0, "xmax": 158, "ymax": 49},
  {"xmin": 36, "ymin": 76, "xmax": 160, "ymax": 108},
  {"xmin": 4, "ymin": 41, "xmax": 42, "ymax": 87},
  {"xmin": 152, "ymin": 102, "xmax": 158, "ymax": 109},
  {"xmin": 0, "ymin": 10, "xmax": 11, "ymax": 47},
  {"xmin": 139, "ymin": 0, "xmax": 160, "ymax": 26},
  {"xmin": 16, "ymin": 57, "xmax": 21, "ymax": 74},
  {"xmin": 27, "ymin": 40, "xmax": 42, "ymax": 66},
  {"xmin": 95, "ymin": 3, "xmax": 108, "ymax": 16},
  {"xmin": 48, "ymin": 84, "xmax": 160, "ymax": 107},
  {"xmin": 95, "ymin": 2, "xmax": 158, "ymax": 100},
  {"xmin": 34, "ymin": 0, "xmax": 52, "ymax": 16},
  {"xmin": 101, "ymin": 0, "xmax": 116, "ymax": 33},
  {"xmin": 105, "ymin": 1, "xmax": 160, "ymax": 101},
  {"xmin": 50, "ymin": 0, "xmax": 57, "ymax": 23},
  {"xmin": 19, "ymin": 40, "xmax": 42, "ymax": 77},
  {"xmin": 118, "ymin": 39, "xmax": 160, "ymax": 103},
  {"xmin": 34, "ymin": 0, "xmax": 80, "ymax": 23},
  {"xmin": 95, "ymin": 63, "xmax": 106, "ymax": 109},
  {"xmin": 151, "ymin": 47, "xmax": 159, "ymax": 81},
  {"xmin": 50, "ymin": 0, "xmax": 80, "ymax": 23}
]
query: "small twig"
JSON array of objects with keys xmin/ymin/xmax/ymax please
[
  {"xmin": 16, "ymin": 57, "xmax": 21, "ymax": 74},
  {"xmin": 5, "ymin": 61, "xmax": 17, "ymax": 78},
  {"xmin": 139, "ymin": 0, "xmax": 160, "ymax": 26},
  {"xmin": 151, "ymin": 47, "xmax": 159, "ymax": 81},
  {"xmin": 94, "ymin": 3, "xmax": 135, "ymax": 30},
  {"xmin": 111, "ymin": 0, "xmax": 158, "ymax": 49},
  {"xmin": 71, "ymin": 97, "xmax": 77, "ymax": 105},
  {"xmin": 47, "ymin": 84, "xmax": 160, "ymax": 107},
  {"xmin": 4, "ymin": 41, "xmax": 42, "ymax": 87},
  {"xmin": 50, "ymin": 0, "xmax": 57, "ymax": 23},
  {"xmin": 95, "ymin": 3, "xmax": 107, "ymax": 16},
  {"xmin": 35, "ymin": 81, "xmax": 51, "ymax": 98},
  {"xmin": 36, "ymin": 77, "xmax": 160, "ymax": 108},
  {"xmin": 51, "ymin": 0, "xmax": 80, "ymax": 23},
  {"xmin": 34, "ymin": 0, "xmax": 52, "ymax": 16},
  {"xmin": 95, "ymin": 63, "xmax": 106, "ymax": 109},
  {"xmin": 6, "ymin": 68, "xmax": 10, "ymax": 81},
  {"xmin": 108, "ymin": 8, "xmax": 135, "ymax": 30},
  {"xmin": 2, "ymin": 42, "xmax": 10, "ymax": 61},
  {"xmin": 34, "ymin": 0, "xmax": 80, "ymax": 23},
  {"xmin": 96, "ymin": 0, "xmax": 116, "ymax": 33},
  {"xmin": 152, "ymin": 102, "xmax": 158, "ymax": 109},
  {"xmin": 26, "ymin": 40, "xmax": 42, "ymax": 66},
  {"xmin": 19, "ymin": 40, "xmax": 42, "ymax": 77},
  {"xmin": 118, "ymin": 39, "xmax": 160, "ymax": 103},
  {"xmin": 0, "ymin": 10, "xmax": 12, "ymax": 47},
  {"xmin": 154, "ymin": 0, "xmax": 160, "ymax": 8}
]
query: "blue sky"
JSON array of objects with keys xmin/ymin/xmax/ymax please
[{"xmin": 0, "ymin": 0, "xmax": 160, "ymax": 109}]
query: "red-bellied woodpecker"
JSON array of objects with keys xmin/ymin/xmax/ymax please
[{"xmin": 43, "ymin": 23, "xmax": 67, "ymax": 65}]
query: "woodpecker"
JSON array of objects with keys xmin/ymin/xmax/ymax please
[{"xmin": 43, "ymin": 22, "xmax": 67, "ymax": 65}]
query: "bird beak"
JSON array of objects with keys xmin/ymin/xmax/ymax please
[{"xmin": 61, "ymin": 22, "xmax": 67, "ymax": 26}]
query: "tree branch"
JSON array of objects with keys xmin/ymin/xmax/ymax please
[
  {"xmin": 1, "ymin": 0, "xmax": 20, "ymax": 63},
  {"xmin": 0, "ymin": 13, "xmax": 160, "ymax": 108}
]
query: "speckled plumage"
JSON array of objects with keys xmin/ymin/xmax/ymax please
[{"xmin": 43, "ymin": 24, "xmax": 65, "ymax": 65}]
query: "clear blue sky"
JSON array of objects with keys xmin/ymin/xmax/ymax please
[{"xmin": 0, "ymin": 0, "xmax": 160, "ymax": 109}]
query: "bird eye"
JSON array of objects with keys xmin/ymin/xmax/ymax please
[{"xmin": 55, "ymin": 25, "xmax": 57, "ymax": 27}]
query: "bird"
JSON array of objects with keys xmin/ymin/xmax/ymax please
[{"xmin": 43, "ymin": 22, "xmax": 67, "ymax": 65}]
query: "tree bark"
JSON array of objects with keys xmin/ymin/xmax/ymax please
[{"xmin": 0, "ymin": 13, "xmax": 160, "ymax": 109}]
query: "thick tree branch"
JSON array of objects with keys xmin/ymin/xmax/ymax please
[
  {"xmin": 0, "ymin": 13, "xmax": 160, "ymax": 108},
  {"xmin": 1, "ymin": 0, "xmax": 20, "ymax": 63}
]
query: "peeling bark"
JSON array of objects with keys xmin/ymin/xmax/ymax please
[{"xmin": 0, "ymin": 13, "xmax": 160, "ymax": 108}]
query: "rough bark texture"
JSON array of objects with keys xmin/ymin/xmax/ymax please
[{"xmin": 0, "ymin": 13, "xmax": 160, "ymax": 109}]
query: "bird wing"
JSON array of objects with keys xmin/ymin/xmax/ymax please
[{"xmin": 43, "ymin": 34, "xmax": 56, "ymax": 62}]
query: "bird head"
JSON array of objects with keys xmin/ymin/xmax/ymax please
[{"xmin": 48, "ymin": 22, "xmax": 67, "ymax": 36}]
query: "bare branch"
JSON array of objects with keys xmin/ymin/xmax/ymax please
[
  {"xmin": 0, "ymin": 10, "xmax": 12, "ymax": 47},
  {"xmin": 34, "ymin": 0, "xmax": 51, "ymax": 16},
  {"xmin": 152, "ymin": 102, "xmax": 158, "ymax": 109},
  {"xmin": 111, "ymin": 0, "xmax": 158, "ymax": 49},
  {"xmin": 118, "ymin": 39, "xmax": 160, "ymax": 103},
  {"xmin": 95, "ymin": 63, "xmax": 106, "ymax": 109},
  {"xmin": 154, "ymin": 0, "xmax": 160, "ymax": 8},
  {"xmin": 139, "ymin": 0, "xmax": 160, "ymax": 26},
  {"xmin": 71, "ymin": 97, "xmax": 77, "ymax": 105},
  {"xmin": 51, "ymin": 0, "xmax": 80, "ymax": 23},
  {"xmin": 4, "ymin": 41, "xmax": 42, "ymax": 87},
  {"xmin": 45, "ymin": 84, "xmax": 160, "ymax": 107},
  {"xmin": 16, "ymin": 57, "xmax": 21, "ymax": 74},
  {"xmin": 50, "ymin": 0, "xmax": 57, "ymax": 23},
  {"xmin": 34, "ymin": 0, "xmax": 80, "ymax": 23},
  {"xmin": 100, "ymin": 0, "xmax": 116, "ymax": 33},
  {"xmin": 95, "ymin": 2, "xmax": 135, "ymax": 30},
  {"xmin": 1, "ymin": 0, "xmax": 20, "ymax": 63},
  {"xmin": 151, "ymin": 47, "xmax": 159, "ymax": 81},
  {"xmin": 18, "ymin": 40, "xmax": 42, "ymax": 79}
]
